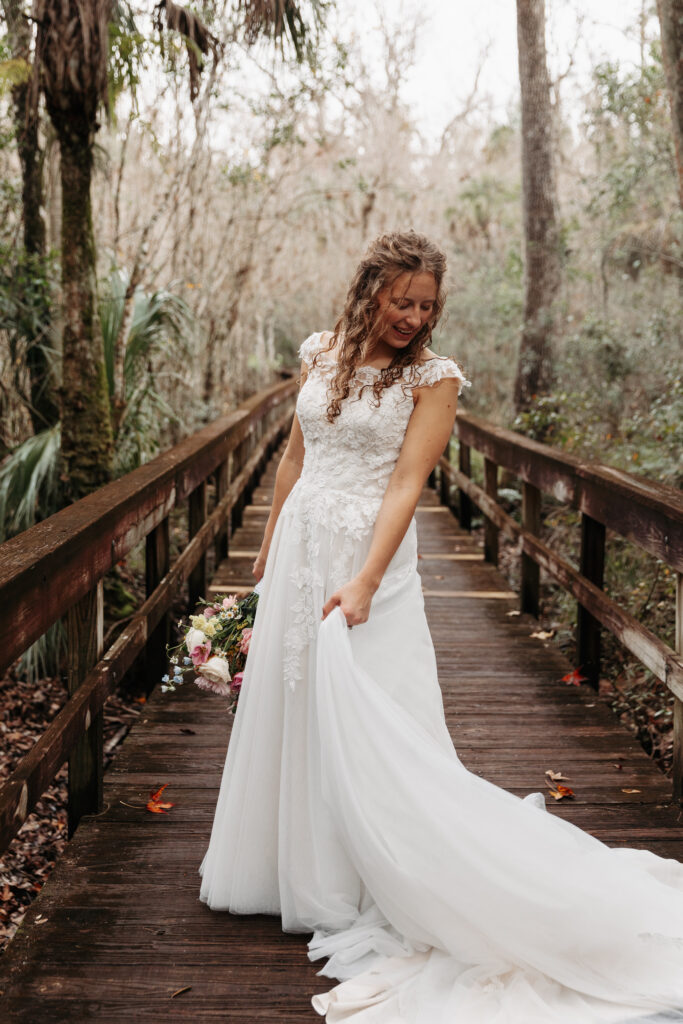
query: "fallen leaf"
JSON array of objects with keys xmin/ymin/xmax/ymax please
[
  {"xmin": 434, "ymin": 575, "xmax": 444, "ymax": 580},
  {"xmin": 171, "ymin": 986, "xmax": 192, "ymax": 998},
  {"xmin": 545, "ymin": 769, "xmax": 570, "ymax": 782},
  {"xmin": 506, "ymin": 610, "xmax": 521, "ymax": 617},
  {"xmin": 562, "ymin": 668, "xmax": 588, "ymax": 686},
  {"xmin": 133, "ymin": 695, "xmax": 147, "ymax": 704},
  {"xmin": 547, "ymin": 784, "xmax": 575, "ymax": 800},
  {"xmin": 621, "ymin": 788, "xmax": 641, "ymax": 794},
  {"xmin": 147, "ymin": 784, "xmax": 174, "ymax": 814},
  {"xmin": 179, "ymin": 728, "xmax": 196, "ymax": 735},
  {"xmin": 530, "ymin": 630, "xmax": 554, "ymax": 640}
]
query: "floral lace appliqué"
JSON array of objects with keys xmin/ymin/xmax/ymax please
[{"xmin": 280, "ymin": 332, "xmax": 472, "ymax": 693}]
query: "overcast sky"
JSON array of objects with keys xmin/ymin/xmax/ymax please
[{"xmin": 340, "ymin": 0, "xmax": 650, "ymax": 140}]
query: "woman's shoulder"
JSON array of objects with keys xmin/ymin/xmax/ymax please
[
  {"xmin": 410, "ymin": 349, "xmax": 471, "ymax": 395},
  {"xmin": 298, "ymin": 331, "xmax": 335, "ymax": 367}
]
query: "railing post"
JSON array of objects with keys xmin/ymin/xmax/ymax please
[
  {"xmin": 483, "ymin": 458, "xmax": 499, "ymax": 566},
  {"xmin": 146, "ymin": 517, "xmax": 170, "ymax": 691},
  {"xmin": 231, "ymin": 440, "xmax": 246, "ymax": 532},
  {"xmin": 673, "ymin": 573, "xmax": 683, "ymax": 804},
  {"xmin": 521, "ymin": 482, "xmax": 541, "ymax": 616},
  {"xmin": 244, "ymin": 426, "xmax": 257, "ymax": 505},
  {"xmin": 189, "ymin": 481, "xmax": 207, "ymax": 608},
  {"xmin": 577, "ymin": 512, "xmax": 606, "ymax": 689},
  {"xmin": 214, "ymin": 458, "xmax": 230, "ymax": 567},
  {"xmin": 458, "ymin": 441, "xmax": 472, "ymax": 531},
  {"xmin": 66, "ymin": 579, "xmax": 104, "ymax": 837}
]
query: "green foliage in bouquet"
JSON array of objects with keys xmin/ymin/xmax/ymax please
[{"xmin": 162, "ymin": 589, "xmax": 259, "ymax": 712}]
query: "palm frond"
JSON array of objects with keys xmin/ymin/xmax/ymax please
[
  {"xmin": 236, "ymin": 0, "xmax": 328, "ymax": 60},
  {"xmin": 124, "ymin": 288, "xmax": 194, "ymax": 391},
  {"xmin": 153, "ymin": 0, "xmax": 222, "ymax": 101},
  {"xmin": 0, "ymin": 424, "xmax": 61, "ymax": 541},
  {"xmin": 99, "ymin": 266, "xmax": 128, "ymax": 397}
]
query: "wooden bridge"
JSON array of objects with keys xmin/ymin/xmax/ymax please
[{"xmin": 1, "ymin": 374, "xmax": 682, "ymax": 1020}]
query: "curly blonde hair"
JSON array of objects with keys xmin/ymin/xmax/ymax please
[{"xmin": 309, "ymin": 230, "xmax": 448, "ymax": 422}]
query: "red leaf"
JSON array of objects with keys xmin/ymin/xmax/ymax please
[
  {"xmin": 146, "ymin": 783, "xmax": 175, "ymax": 814},
  {"xmin": 562, "ymin": 668, "xmax": 588, "ymax": 686}
]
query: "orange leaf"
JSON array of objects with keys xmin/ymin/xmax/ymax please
[
  {"xmin": 621, "ymin": 788, "xmax": 641, "ymax": 794},
  {"xmin": 547, "ymin": 782, "xmax": 574, "ymax": 800},
  {"xmin": 146, "ymin": 783, "xmax": 175, "ymax": 814},
  {"xmin": 562, "ymin": 668, "xmax": 588, "ymax": 686}
]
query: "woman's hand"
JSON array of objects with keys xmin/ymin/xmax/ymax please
[
  {"xmin": 321, "ymin": 574, "xmax": 377, "ymax": 627},
  {"xmin": 252, "ymin": 545, "xmax": 269, "ymax": 582}
]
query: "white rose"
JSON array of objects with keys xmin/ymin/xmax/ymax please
[
  {"xmin": 185, "ymin": 627, "xmax": 206, "ymax": 653},
  {"xmin": 196, "ymin": 656, "xmax": 232, "ymax": 696}
]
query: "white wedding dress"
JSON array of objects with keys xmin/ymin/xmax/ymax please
[{"xmin": 199, "ymin": 331, "xmax": 683, "ymax": 1022}]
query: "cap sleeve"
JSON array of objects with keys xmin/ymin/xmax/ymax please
[
  {"xmin": 411, "ymin": 357, "xmax": 471, "ymax": 396},
  {"xmin": 298, "ymin": 332, "xmax": 324, "ymax": 369}
]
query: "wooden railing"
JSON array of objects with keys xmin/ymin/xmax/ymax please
[
  {"xmin": 435, "ymin": 411, "xmax": 683, "ymax": 801},
  {"xmin": 0, "ymin": 376, "xmax": 297, "ymax": 854}
]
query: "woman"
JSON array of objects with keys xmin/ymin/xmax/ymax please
[{"xmin": 199, "ymin": 231, "xmax": 683, "ymax": 1022}]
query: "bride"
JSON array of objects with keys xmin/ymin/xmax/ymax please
[{"xmin": 199, "ymin": 231, "xmax": 683, "ymax": 1022}]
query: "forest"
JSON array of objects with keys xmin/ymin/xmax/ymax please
[{"xmin": 0, "ymin": 0, "xmax": 682, "ymax": 952}]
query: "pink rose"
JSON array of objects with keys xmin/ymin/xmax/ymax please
[
  {"xmin": 239, "ymin": 628, "xmax": 253, "ymax": 655},
  {"xmin": 222, "ymin": 595, "xmax": 237, "ymax": 610},
  {"xmin": 230, "ymin": 672, "xmax": 244, "ymax": 695},
  {"xmin": 191, "ymin": 640, "xmax": 211, "ymax": 666},
  {"xmin": 203, "ymin": 606, "xmax": 217, "ymax": 618}
]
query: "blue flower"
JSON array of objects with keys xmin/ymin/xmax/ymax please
[
  {"xmin": 162, "ymin": 674, "xmax": 170, "ymax": 683},
  {"xmin": 183, "ymin": 657, "xmax": 192, "ymax": 665}
]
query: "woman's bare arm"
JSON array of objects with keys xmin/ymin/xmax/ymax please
[
  {"xmin": 321, "ymin": 376, "xmax": 460, "ymax": 623},
  {"xmin": 252, "ymin": 363, "xmax": 307, "ymax": 580}
]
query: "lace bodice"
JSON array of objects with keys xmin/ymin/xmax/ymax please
[
  {"xmin": 279, "ymin": 331, "xmax": 470, "ymax": 691},
  {"xmin": 292, "ymin": 331, "xmax": 469, "ymax": 530}
]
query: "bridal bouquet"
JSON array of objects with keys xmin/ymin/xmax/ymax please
[{"xmin": 162, "ymin": 584, "xmax": 260, "ymax": 712}]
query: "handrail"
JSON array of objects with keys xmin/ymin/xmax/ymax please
[
  {"xmin": 0, "ymin": 376, "xmax": 297, "ymax": 853},
  {"xmin": 437, "ymin": 409, "xmax": 683, "ymax": 802}
]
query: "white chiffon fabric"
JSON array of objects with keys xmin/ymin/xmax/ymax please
[{"xmin": 199, "ymin": 332, "xmax": 683, "ymax": 1022}]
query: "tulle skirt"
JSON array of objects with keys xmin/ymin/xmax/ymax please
[{"xmin": 199, "ymin": 489, "xmax": 683, "ymax": 1023}]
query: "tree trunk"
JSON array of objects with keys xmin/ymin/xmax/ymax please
[
  {"xmin": 57, "ymin": 127, "xmax": 113, "ymax": 500},
  {"xmin": 37, "ymin": 0, "xmax": 114, "ymax": 500},
  {"xmin": 656, "ymin": 0, "xmax": 683, "ymax": 209},
  {"xmin": 514, "ymin": 0, "xmax": 561, "ymax": 413},
  {"xmin": 2, "ymin": 0, "xmax": 59, "ymax": 432}
]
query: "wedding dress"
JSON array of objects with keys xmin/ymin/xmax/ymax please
[{"xmin": 199, "ymin": 331, "xmax": 683, "ymax": 1022}]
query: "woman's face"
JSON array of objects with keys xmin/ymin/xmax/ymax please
[{"xmin": 375, "ymin": 271, "xmax": 438, "ymax": 351}]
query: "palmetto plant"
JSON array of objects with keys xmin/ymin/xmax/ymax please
[
  {"xmin": 99, "ymin": 267, "xmax": 195, "ymax": 473},
  {"xmin": 0, "ymin": 269, "xmax": 196, "ymax": 539}
]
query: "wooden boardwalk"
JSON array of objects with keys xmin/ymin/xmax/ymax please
[{"xmin": 1, "ymin": 444, "xmax": 682, "ymax": 1021}]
